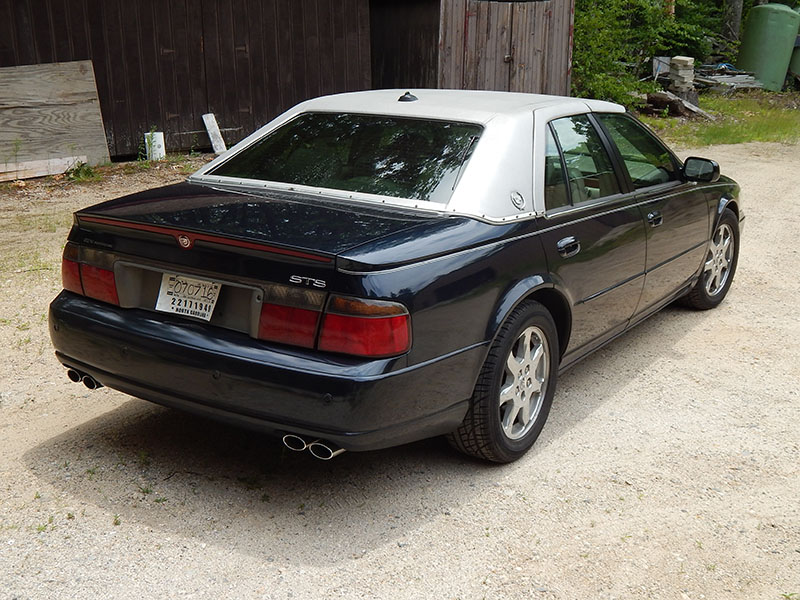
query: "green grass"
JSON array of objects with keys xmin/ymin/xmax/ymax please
[{"xmin": 639, "ymin": 91, "xmax": 800, "ymax": 148}]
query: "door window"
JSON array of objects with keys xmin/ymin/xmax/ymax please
[
  {"xmin": 549, "ymin": 115, "xmax": 621, "ymax": 205},
  {"xmin": 544, "ymin": 126, "xmax": 570, "ymax": 211},
  {"xmin": 597, "ymin": 114, "xmax": 678, "ymax": 189}
]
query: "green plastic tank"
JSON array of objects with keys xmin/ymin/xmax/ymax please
[
  {"xmin": 737, "ymin": 3, "xmax": 800, "ymax": 91},
  {"xmin": 789, "ymin": 8, "xmax": 800, "ymax": 79}
]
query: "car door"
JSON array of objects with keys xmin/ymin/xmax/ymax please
[
  {"xmin": 594, "ymin": 113, "xmax": 710, "ymax": 316},
  {"xmin": 539, "ymin": 115, "xmax": 647, "ymax": 363}
]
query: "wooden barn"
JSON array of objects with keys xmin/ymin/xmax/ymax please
[{"xmin": 1, "ymin": 0, "xmax": 574, "ymax": 159}]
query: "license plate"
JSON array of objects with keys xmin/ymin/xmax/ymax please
[{"xmin": 155, "ymin": 272, "xmax": 221, "ymax": 321}]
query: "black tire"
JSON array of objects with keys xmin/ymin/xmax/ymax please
[
  {"xmin": 448, "ymin": 300, "xmax": 559, "ymax": 463},
  {"xmin": 681, "ymin": 207, "xmax": 739, "ymax": 310}
]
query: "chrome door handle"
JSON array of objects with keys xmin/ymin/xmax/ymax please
[
  {"xmin": 557, "ymin": 236, "xmax": 581, "ymax": 258},
  {"xmin": 647, "ymin": 211, "xmax": 663, "ymax": 227}
]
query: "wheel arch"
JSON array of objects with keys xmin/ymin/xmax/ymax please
[
  {"xmin": 716, "ymin": 194, "xmax": 739, "ymax": 224},
  {"xmin": 487, "ymin": 277, "xmax": 572, "ymax": 360}
]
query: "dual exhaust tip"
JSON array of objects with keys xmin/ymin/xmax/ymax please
[
  {"xmin": 66, "ymin": 368, "xmax": 341, "ymax": 460},
  {"xmin": 66, "ymin": 368, "xmax": 103, "ymax": 390},
  {"xmin": 282, "ymin": 434, "xmax": 345, "ymax": 460}
]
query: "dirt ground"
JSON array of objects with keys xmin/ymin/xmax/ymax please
[{"xmin": 0, "ymin": 145, "xmax": 798, "ymax": 600}]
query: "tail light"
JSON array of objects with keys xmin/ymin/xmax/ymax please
[
  {"xmin": 318, "ymin": 296, "xmax": 411, "ymax": 358},
  {"xmin": 61, "ymin": 242, "xmax": 119, "ymax": 306},
  {"xmin": 63, "ymin": 241, "xmax": 409, "ymax": 358},
  {"xmin": 256, "ymin": 290, "xmax": 411, "ymax": 358}
]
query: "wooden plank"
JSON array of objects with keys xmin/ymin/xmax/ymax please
[
  {"xmin": 137, "ymin": 0, "xmax": 163, "ymax": 135},
  {"xmin": 49, "ymin": 0, "xmax": 73, "ymax": 62},
  {"xmin": 155, "ymin": 0, "xmax": 180, "ymax": 148},
  {"xmin": 232, "ymin": 0, "xmax": 254, "ymax": 135},
  {"xmin": 343, "ymin": 0, "xmax": 360, "ymax": 91},
  {"xmin": 67, "ymin": 0, "xmax": 91, "ymax": 61},
  {"xmin": 0, "ymin": 0, "xmax": 16, "ymax": 67},
  {"xmin": 202, "ymin": 113, "xmax": 227, "ymax": 154},
  {"xmin": 0, "ymin": 155, "xmax": 87, "ymax": 183},
  {"xmin": 29, "ymin": 0, "xmax": 54, "ymax": 64},
  {"xmin": 216, "ymin": 0, "xmax": 241, "ymax": 145},
  {"xmin": 11, "ymin": 0, "xmax": 36, "ymax": 65},
  {"xmin": 438, "ymin": 0, "xmax": 468, "ymax": 89},
  {"xmin": 356, "ymin": 0, "xmax": 371, "ymax": 89},
  {"xmin": 318, "ymin": 0, "xmax": 335, "ymax": 95},
  {"xmin": 275, "ymin": 0, "xmax": 295, "ymax": 112},
  {"xmin": 331, "ymin": 0, "xmax": 347, "ymax": 94},
  {"xmin": 303, "ymin": 0, "xmax": 321, "ymax": 98},
  {"xmin": 245, "ymin": 0, "xmax": 268, "ymax": 129},
  {"xmin": 0, "ymin": 61, "xmax": 109, "ymax": 172},
  {"xmin": 185, "ymin": 0, "xmax": 208, "ymax": 144}
]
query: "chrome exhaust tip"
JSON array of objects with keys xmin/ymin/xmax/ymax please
[
  {"xmin": 282, "ymin": 434, "xmax": 310, "ymax": 452},
  {"xmin": 81, "ymin": 375, "xmax": 102, "ymax": 390},
  {"xmin": 307, "ymin": 441, "xmax": 346, "ymax": 461},
  {"xmin": 66, "ymin": 368, "xmax": 82, "ymax": 383}
]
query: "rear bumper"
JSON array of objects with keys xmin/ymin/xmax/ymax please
[{"xmin": 49, "ymin": 292, "xmax": 484, "ymax": 451}]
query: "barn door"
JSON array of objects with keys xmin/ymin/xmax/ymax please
[{"xmin": 458, "ymin": 0, "xmax": 553, "ymax": 93}]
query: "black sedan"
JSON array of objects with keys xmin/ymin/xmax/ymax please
[{"xmin": 49, "ymin": 90, "xmax": 742, "ymax": 463}]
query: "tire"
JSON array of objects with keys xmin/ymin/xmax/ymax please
[
  {"xmin": 448, "ymin": 301, "xmax": 559, "ymax": 463},
  {"xmin": 681, "ymin": 207, "xmax": 739, "ymax": 310}
]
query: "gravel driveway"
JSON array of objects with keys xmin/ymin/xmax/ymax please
[{"xmin": 1, "ymin": 144, "xmax": 798, "ymax": 599}]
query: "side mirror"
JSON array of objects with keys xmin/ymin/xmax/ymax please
[{"xmin": 683, "ymin": 157, "xmax": 720, "ymax": 183}]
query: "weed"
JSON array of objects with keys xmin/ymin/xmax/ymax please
[
  {"xmin": 260, "ymin": 493, "xmax": 271, "ymax": 503},
  {"xmin": 706, "ymin": 563, "xmax": 716, "ymax": 571},
  {"xmin": 85, "ymin": 467, "xmax": 97, "ymax": 478},
  {"xmin": 65, "ymin": 161, "xmax": 100, "ymax": 183},
  {"xmin": 48, "ymin": 516, "xmax": 53, "ymax": 525},
  {"xmin": 66, "ymin": 513, "xmax": 74, "ymax": 520},
  {"xmin": 153, "ymin": 497, "xmax": 167, "ymax": 503},
  {"xmin": 138, "ymin": 485, "xmax": 153, "ymax": 495},
  {"xmin": 33, "ymin": 492, "xmax": 40, "ymax": 500},
  {"xmin": 780, "ymin": 594, "xmax": 799, "ymax": 600},
  {"xmin": 36, "ymin": 524, "xmax": 47, "ymax": 533},
  {"xmin": 16, "ymin": 322, "xmax": 30, "ymax": 331},
  {"xmin": 113, "ymin": 514, "xmax": 121, "ymax": 526},
  {"xmin": 136, "ymin": 450, "xmax": 151, "ymax": 468}
]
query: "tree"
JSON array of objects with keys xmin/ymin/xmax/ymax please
[{"xmin": 723, "ymin": 0, "xmax": 744, "ymax": 41}]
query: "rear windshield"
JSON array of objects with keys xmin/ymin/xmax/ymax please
[{"xmin": 208, "ymin": 113, "xmax": 483, "ymax": 204}]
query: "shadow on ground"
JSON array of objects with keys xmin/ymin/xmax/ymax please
[{"xmin": 23, "ymin": 305, "xmax": 704, "ymax": 565}]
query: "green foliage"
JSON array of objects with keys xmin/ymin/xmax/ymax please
[
  {"xmin": 65, "ymin": 161, "xmax": 99, "ymax": 183},
  {"xmin": 572, "ymin": 0, "xmax": 724, "ymax": 106}
]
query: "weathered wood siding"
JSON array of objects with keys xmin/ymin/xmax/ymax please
[
  {"xmin": 370, "ymin": 0, "xmax": 440, "ymax": 89},
  {"xmin": 0, "ymin": 0, "xmax": 371, "ymax": 157},
  {"xmin": 439, "ymin": 0, "xmax": 573, "ymax": 95},
  {"xmin": 0, "ymin": 61, "xmax": 109, "ymax": 182}
]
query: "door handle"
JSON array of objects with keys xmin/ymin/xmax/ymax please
[
  {"xmin": 557, "ymin": 236, "xmax": 581, "ymax": 258},
  {"xmin": 647, "ymin": 210, "xmax": 663, "ymax": 227}
]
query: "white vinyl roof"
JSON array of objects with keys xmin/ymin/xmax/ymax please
[
  {"xmin": 191, "ymin": 89, "xmax": 626, "ymax": 222},
  {"xmin": 290, "ymin": 89, "xmax": 622, "ymax": 124}
]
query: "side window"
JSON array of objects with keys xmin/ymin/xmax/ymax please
[
  {"xmin": 544, "ymin": 126, "xmax": 570, "ymax": 211},
  {"xmin": 550, "ymin": 115, "xmax": 621, "ymax": 204},
  {"xmin": 597, "ymin": 113, "xmax": 678, "ymax": 189}
]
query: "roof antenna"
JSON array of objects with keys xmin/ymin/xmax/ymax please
[{"xmin": 398, "ymin": 91, "xmax": 418, "ymax": 102}]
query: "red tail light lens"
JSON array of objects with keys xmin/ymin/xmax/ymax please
[
  {"xmin": 80, "ymin": 264, "xmax": 120, "ymax": 305},
  {"xmin": 258, "ymin": 303, "xmax": 320, "ymax": 348},
  {"xmin": 62, "ymin": 258, "xmax": 83, "ymax": 295},
  {"xmin": 318, "ymin": 296, "xmax": 411, "ymax": 358}
]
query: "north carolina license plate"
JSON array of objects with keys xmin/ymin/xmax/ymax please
[{"xmin": 155, "ymin": 273, "xmax": 221, "ymax": 321}]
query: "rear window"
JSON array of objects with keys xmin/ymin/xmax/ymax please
[{"xmin": 209, "ymin": 113, "xmax": 483, "ymax": 204}]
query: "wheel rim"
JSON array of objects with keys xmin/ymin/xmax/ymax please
[
  {"xmin": 703, "ymin": 223, "xmax": 734, "ymax": 297},
  {"xmin": 499, "ymin": 325, "xmax": 549, "ymax": 440}
]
